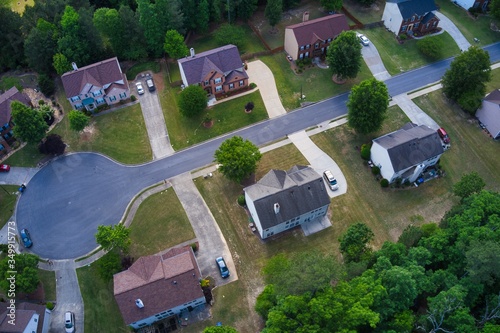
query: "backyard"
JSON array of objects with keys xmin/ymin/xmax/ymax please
[{"xmin": 0, "ymin": 185, "xmax": 20, "ymax": 228}]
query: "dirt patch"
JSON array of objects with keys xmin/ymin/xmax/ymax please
[
  {"xmin": 153, "ymin": 63, "xmax": 166, "ymax": 92},
  {"xmin": 23, "ymin": 88, "xmax": 63, "ymax": 131},
  {"xmin": 80, "ymin": 122, "xmax": 97, "ymax": 142}
]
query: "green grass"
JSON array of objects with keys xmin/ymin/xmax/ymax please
[
  {"xmin": 126, "ymin": 61, "xmax": 161, "ymax": 81},
  {"xmin": 0, "ymin": 76, "xmax": 22, "ymax": 92},
  {"xmin": 51, "ymin": 104, "xmax": 152, "ymax": 165},
  {"xmin": 129, "ymin": 187, "xmax": 195, "ymax": 258},
  {"xmin": 435, "ymin": 0, "xmax": 500, "ymax": 46},
  {"xmin": 38, "ymin": 269, "xmax": 56, "ymax": 301},
  {"xmin": 77, "ymin": 264, "xmax": 128, "ymax": 333},
  {"xmin": 342, "ymin": 0, "xmax": 386, "ymax": 24},
  {"xmin": 362, "ymin": 29, "xmax": 461, "ymax": 75},
  {"xmin": 259, "ymin": 53, "xmax": 373, "ymax": 111},
  {"xmin": 3, "ymin": 0, "xmax": 34, "ymax": 13},
  {"xmin": 3, "ymin": 143, "xmax": 45, "ymax": 167},
  {"xmin": 486, "ymin": 68, "xmax": 500, "ymax": 92},
  {"xmin": 161, "ymin": 89, "xmax": 268, "ymax": 150},
  {"xmin": 0, "ymin": 185, "xmax": 19, "ymax": 229}
]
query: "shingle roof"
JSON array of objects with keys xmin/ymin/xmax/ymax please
[
  {"xmin": 114, "ymin": 247, "xmax": 204, "ymax": 326},
  {"xmin": 178, "ymin": 45, "xmax": 247, "ymax": 86},
  {"xmin": 373, "ymin": 124, "xmax": 444, "ymax": 172},
  {"xmin": 0, "ymin": 87, "xmax": 31, "ymax": 125},
  {"xmin": 392, "ymin": 0, "xmax": 437, "ymax": 18},
  {"xmin": 0, "ymin": 302, "xmax": 46, "ymax": 333},
  {"xmin": 476, "ymin": 89, "xmax": 500, "ymax": 137},
  {"xmin": 285, "ymin": 14, "xmax": 350, "ymax": 46},
  {"xmin": 61, "ymin": 57, "xmax": 125, "ymax": 98},
  {"xmin": 244, "ymin": 165, "xmax": 330, "ymax": 230},
  {"xmin": 420, "ymin": 11, "xmax": 437, "ymax": 24}
]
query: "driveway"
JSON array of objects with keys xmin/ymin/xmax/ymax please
[
  {"xmin": 435, "ymin": 11, "xmax": 471, "ymax": 51},
  {"xmin": 135, "ymin": 76, "xmax": 174, "ymax": 159},
  {"xmin": 391, "ymin": 94, "xmax": 440, "ymax": 130},
  {"xmin": 361, "ymin": 42, "xmax": 391, "ymax": 81},
  {"xmin": 0, "ymin": 166, "xmax": 39, "ymax": 185}
]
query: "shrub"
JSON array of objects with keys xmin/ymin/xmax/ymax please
[
  {"xmin": 200, "ymin": 279, "xmax": 210, "ymax": 288},
  {"xmin": 249, "ymin": 83, "xmax": 257, "ymax": 89},
  {"xmin": 213, "ymin": 24, "xmax": 246, "ymax": 50},
  {"xmin": 97, "ymin": 251, "xmax": 122, "ymax": 282},
  {"xmin": 380, "ymin": 178, "xmax": 389, "ymax": 187},
  {"xmin": 46, "ymin": 302, "xmax": 54, "ymax": 310},
  {"xmin": 38, "ymin": 74, "xmax": 55, "ymax": 96},
  {"xmin": 238, "ymin": 195, "xmax": 246, "ymax": 206},
  {"xmin": 398, "ymin": 225, "xmax": 423, "ymax": 248},
  {"xmin": 191, "ymin": 243, "xmax": 198, "ymax": 252},
  {"xmin": 360, "ymin": 144, "xmax": 371, "ymax": 160},
  {"xmin": 371, "ymin": 166, "xmax": 380, "ymax": 175},
  {"xmin": 121, "ymin": 255, "xmax": 134, "ymax": 270},
  {"xmin": 130, "ymin": 95, "xmax": 137, "ymax": 102},
  {"xmin": 245, "ymin": 102, "xmax": 254, "ymax": 111},
  {"xmin": 69, "ymin": 110, "xmax": 90, "ymax": 131},
  {"xmin": 38, "ymin": 100, "xmax": 45, "ymax": 106},
  {"xmin": 398, "ymin": 34, "xmax": 407, "ymax": 40},
  {"xmin": 417, "ymin": 36, "xmax": 444, "ymax": 59},
  {"xmin": 178, "ymin": 85, "xmax": 207, "ymax": 117}
]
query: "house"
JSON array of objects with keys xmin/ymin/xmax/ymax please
[
  {"xmin": 476, "ymin": 89, "xmax": 500, "ymax": 139},
  {"xmin": 0, "ymin": 301, "xmax": 51, "ymax": 333},
  {"xmin": 244, "ymin": 165, "xmax": 331, "ymax": 239},
  {"xmin": 114, "ymin": 247, "xmax": 205, "ymax": 330},
  {"xmin": 177, "ymin": 45, "xmax": 248, "ymax": 97},
  {"xmin": 0, "ymin": 87, "xmax": 32, "ymax": 155},
  {"xmin": 453, "ymin": 0, "xmax": 489, "ymax": 11},
  {"xmin": 382, "ymin": 0, "xmax": 440, "ymax": 36},
  {"xmin": 370, "ymin": 123, "xmax": 444, "ymax": 184},
  {"xmin": 284, "ymin": 14, "xmax": 350, "ymax": 61},
  {"xmin": 61, "ymin": 57, "xmax": 130, "ymax": 112}
]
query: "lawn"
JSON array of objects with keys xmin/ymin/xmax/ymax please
[
  {"xmin": 38, "ymin": 269, "xmax": 56, "ymax": 301},
  {"xmin": 3, "ymin": 144, "xmax": 45, "ymax": 167},
  {"xmin": 77, "ymin": 263, "xmax": 128, "ymax": 333},
  {"xmin": 435, "ymin": 0, "xmax": 500, "ymax": 46},
  {"xmin": 342, "ymin": 0, "xmax": 386, "ymax": 24},
  {"xmin": 0, "ymin": 76, "xmax": 23, "ymax": 92},
  {"xmin": 0, "ymin": 185, "xmax": 19, "ymax": 228},
  {"xmin": 362, "ymin": 29, "xmax": 461, "ymax": 75},
  {"xmin": 125, "ymin": 61, "xmax": 161, "ymax": 81},
  {"xmin": 3, "ymin": 0, "xmax": 34, "ymax": 14},
  {"xmin": 161, "ymin": 88, "xmax": 268, "ymax": 150},
  {"xmin": 129, "ymin": 187, "xmax": 195, "ymax": 258}
]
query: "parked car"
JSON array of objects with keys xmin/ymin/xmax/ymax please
[
  {"xmin": 146, "ymin": 78, "xmax": 155, "ymax": 92},
  {"xmin": 358, "ymin": 34, "xmax": 370, "ymax": 46},
  {"xmin": 135, "ymin": 82, "xmax": 144, "ymax": 95},
  {"xmin": 437, "ymin": 127, "xmax": 450, "ymax": 144},
  {"xmin": 286, "ymin": 55, "xmax": 293, "ymax": 62},
  {"xmin": 0, "ymin": 164, "xmax": 10, "ymax": 172},
  {"xmin": 323, "ymin": 170, "xmax": 339, "ymax": 191},
  {"xmin": 65, "ymin": 311, "xmax": 75, "ymax": 333},
  {"xmin": 215, "ymin": 257, "xmax": 230, "ymax": 278},
  {"xmin": 20, "ymin": 228, "xmax": 32, "ymax": 248}
]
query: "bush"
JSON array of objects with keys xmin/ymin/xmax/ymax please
[
  {"xmin": 130, "ymin": 95, "xmax": 137, "ymax": 102},
  {"xmin": 398, "ymin": 225, "xmax": 423, "ymax": 248},
  {"xmin": 200, "ymin": 279, "xmax": 210, "ymax": 288},
  {"xmin": 371, "ymin": 166, "xmax": 380, "ymax": 175},
  {"xmin": 97, "ymin": 251, "xmax": 122, "ymax": 282},
  {"xmin": 46, "ymin": 302, "xmax": 54, "ymax": 310},
  {"xmin": 238, "ymin": 195, "xmax": 246, "ymax": 206},
  {"xmin": 68, "ymin": 110, "xmax": 90, "ymax": 131},
  {"xmin": 245, "ymin": 102, "xmax": 254, "ymax": 111},
  {"xmin": 360, "ymin": 144, "xmax": 371, "ymax": 160},
  {"xmin": 38, "ymin": 134, "xmax": 66, "ymax": 155},
  {"xmin": 191, "ymin": 243, "xmax": 198, "ymax": 252},
  {"xmin": 178, "ymin": 85, "xmax": 207, "ymax": 117},
  {"xmin": 38, "ymin": 100, "xmax": 45, "ymax": 106},
  {"xmin": 380, "ymin": 178, "xmax": 389, "ymax": 187},
  {"xmin": 398, "ymin": 34, "xmax": 408, "ymax": 40},
  {"xmin": 249, "ymin": 83, "xmax": 257, "ymax": 89},
  {"xmin": 213, "ymin": 24, "xmax": 246, "ymax": 50},
  {"xmin": 38, "ymin": 74, "xmax": 55, "ymax": 96},
  {"xmin": 417, "ymin": 36, "xmax": 444, "ymax": 60}
]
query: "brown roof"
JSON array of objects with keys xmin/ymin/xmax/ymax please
[
  {"xmin": 286, "ymin": 14, "xmax": 350, "ymax": 46},
  {"xmin": 0, "ymin": 87, "xmax": 31, "ymax": 125},
  {"xmin": 61, "ymin": 57, "xmax": 125, "ymax": 98},
  {"xmin": 114, "ymin": 247, "xmax": 204, "ymax": 325},
  {"xmin": 0, "ymin": 302, "xmax": 46, "ymax": 333}
]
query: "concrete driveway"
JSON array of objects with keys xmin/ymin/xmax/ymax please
[
  {"xmin": 391, "ymin": 94, "xmax": 440, "ymax": 130},
  {"xmin": 135, "ymin": 76, "xmax": 174, "ymax": 159},
  {"xmin": 435, "ymin": 11, "xmax": 471, "ymax": 51},
  {"xmin": 361, "ymin": 41, "xmax": 391, "ymax": 81},
  {"xmin": 0, "ymin": 166, "xmax": 39, "ymax": 185}
]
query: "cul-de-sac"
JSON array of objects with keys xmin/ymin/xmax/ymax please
[{"xmin": 0, "ymin": 0, "xmax": 499, "ymax": 332}]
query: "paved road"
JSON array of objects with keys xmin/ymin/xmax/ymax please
[{"xmin": 16, "ymin": 42, "xmax": 500, "ymax": 259}]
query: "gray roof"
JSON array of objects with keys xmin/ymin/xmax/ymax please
[
  {"xmin": 476, "ymin": 89, "xmax": 500, "ymax": 138},
  {"xmin": 0, "ymin": 87, "xmax": 31, "ymax": 125},
  {"xmin": 178, "ymin": 45, "xmax": 247, "ymax": 86},
  {"xmin": 392, "ymin": 0, "xmax": 437, "ymax": 18},
  {"xmin": 373, "ymin": 124, "xmax": 444, "ymax": 172},
  {"xmin": 244, "ymin": 165, "xmax": 330, "ymax": 230}
]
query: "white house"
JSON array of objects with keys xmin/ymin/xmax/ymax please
[
  {"xmin": 370, "ymin": 123, "xmax": 444, "ymax": 184},
  {"xmin": 382, "ymin": 0, "xmax": 440, "ymax": 36},
  {"xmin": 476, "ymin": 89, "xmax": 500, "ymax": 139},
  {"xmin": 244, "ymin": 165, "xmax": 331, "ymax": 239},
  {"xmin": 453, "ymin": 0, "xmax": 489, "ymax": 11}
]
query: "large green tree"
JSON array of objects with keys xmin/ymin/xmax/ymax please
[
  {"xmin": 137, "ymin": 0, "xmax": 164, "ymax": 57},
  {"xmin": 95, "ymin": 224, "xmax": 131, "ymax": 252},
  {"xmin": 339, "ymin": 222, "xmax": 374, "ymax": 263},
  {"xmin": 264, "ymin": 0, "xmax": 283, "ymax": 29},
  {"xmin": 24, "ymin": 19, "xmax": 58, "ymax": 74},
  {"xmin": 452, "ymin": 171, "xmax": 486, "ymax": 200},
  {"xmin": 321, "ymin": 0, "xmax": 342, "ymax": 12},
  {"xmin": 178, "ymin": 85, "xmax": 207, "ymax": 117},
  {"xmin": 491, "ymin": 0, "xmax": 500, "ymax": 20},
  {"xmin": 442, "ymin": 46, "xmax": 491, "ymax": 115},
  {"xmin": 0, "ymin": 253, "xmax": 40, "ymax": 294},
  {"xmin": 214, "ymin": 136, "xmax": 262, "ymax": 183},
  {"xmin": 68, "ymin": 110, "xmax": 90, "ymax": 131},
  {"xmin": 0, "ymin": 8, "xmax": 25, "ymax": 72},
  {"xmin": 11, "ymin": 102, "xmax": 48, "ymax": 144},
  {"xmin": 213, "ymin": 24, "xmax": 245, "ymax": 50},
  {"xmin": 164, "ymin": 30, "xmax": 189, "ymax": 59},
  {"xmin": 347, "ymin": 78, "xmax": 389, "ymax": 134},
  {"xmin": 327, "ymin": 30, "xmax": 362, "ymax": 81}
]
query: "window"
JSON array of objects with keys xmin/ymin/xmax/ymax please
[
  {"xmin": 314, "ymin": 43, "xmax": 319, "ymax": 49},
  {"xmin": 119, "ymin": 92, "xmax": 127, "ymax": 98},
  {"xmin": 96, "ymin": 98, "xmax": 105, "ymax": 104},
  {"xmin": 214, "ymin": 78, "xmax": 222, "ymax": 84},
  {"xmin": 300, "ymin": 46, "xmax": 304, "ymax": 51},
  {"xmin": 70, "ymin": 96, "xmax": 80, "ymax": 102},
  {"xmin": 327, "ymin": 38, "xmax": 332, "ymax": 42},
  {"xmin": 299, "ymin": 53, "xmax": 304, "ymax": 59},
  {"xmin": 109, "ymin": 96, "xmax": 117, "ymax": 102},
  {"xmin": 215, "ymin": 86, "xmax": 222, "ymax": 92},
  {"xmin": 75, "ymin": 104, "xmax": 83, "ymax": 109},
  {"xmin": 305, "ymin": 52, "xmax": 309, "ymax": 58},
  {"xmin": 401, "ymin": 25, "xmax": 407, "ymax": 32},
  {"xmin": 0, "ymin": 144, "xmax": 4, "ymax": 151},
  {"xmin": 93, "ymin": 90, "xmax": 102, "ymax": 97},
  {"xmin": 411, "ymin": 16, "xmax": 415, "ymax": 22},
  {"xmin": 414, "ymin": 22, "xmax": 419, "ymax": 29},
  {"xmin": 229, "ymin": 83, "xmax": 234, "ymax": 89},
  {"xmin": 239, "ymin": 80, "xmax": 244, "ymax": 86},
  {"xmin": 306, "ymin": 44, "xmax": 310, "ymax": 49},
  {"xmin": 2, "ymin": 123, "xmax": 9, "ymax": 131},
  {"xmin": 204, "ymin": 80, "xmax": 209, "ymax": 86},
  {"xmin": 433, "ymin": 21, "xmax": 437, "ymax": 26}
]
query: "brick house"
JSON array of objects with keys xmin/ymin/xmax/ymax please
[
  {"xmin": 284, "ymin": 14, "xmax": 350, "ymax": 61},
  {"xmin": 0, "ymin": 87, "xmax": 32, "ymax": 155},
  {"xmin": 244, "ymin": 165, "xmax": 331, "ymax": 240},
  {"xmin": 61, "ymin": 57, "xmax": 130, "ymax": 112},
  {"xmin": 382, "ymin": 0, "xmax": 440, "ymax": 36},
  {"xmin": 114, "ymin": 247, "xmax": 205, "ymax": 330},
  {"xmin": 178, "ymin": 45, "xmax": 248, "ymax": 97},
  {"xmin": 453, "ymin": 0, "xmax": 489, "ymax": 11}
]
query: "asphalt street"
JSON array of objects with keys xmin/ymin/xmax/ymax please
[{"xmin": 17, "ymin": 42, "xmax": 500, "ymax": 259}]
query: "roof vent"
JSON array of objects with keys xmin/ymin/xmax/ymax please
[
  {"xmin": 274, "ymin": 203, "xmax": 280, "ymax": 214},
  {"xmin": 303, "ymin": 11, "xmax": 309, "ymax": 22},
  {"xmin": 135, "ymin": 299, "xmax": 144, "ymax": 308},
  {"xmin": 71, "ymin": 62, "xmax": 78, "ymax": 71},
  {"xmin": 190, "ymin": 48, "xmax": 195, "ymax": 58},
  {"xmin": 173, "ymin": 281, "xmax": 177, "ymax": 284}
]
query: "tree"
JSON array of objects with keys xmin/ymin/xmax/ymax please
[
  {"xmin": 39, "ymin": 134, "xmax": 66, "ymax": 155},
  {"xmin": 213, "ymin": 24, "xmax": 246, "ymax": 50},
  {"xmin": 118, "ymin": 5, "xmax": 149, "ymax": 60},
  {"xmin": 97, "ymin": 251, "xmax": 122, "ymax": 281},
  {"xmin": 491, "ymin": 0, "xmax": 500, "ymax": 21},
  {"xmin": 53, "ymin": 53, "xmax": 72, "ymax": 75},
  {"xmin": 95, "ymin": 224, "xmax": 131, "ymax": 252},
  {"xmin": 339, "ymin": 222, "xmax": 374, "ymax": 263},
  {"xmin": 321, "ymin": 0, "xmax": 342, "ymax": 12},
  {"xmin": 452, "ymin": 171, "xmax": 486, "ymax": 200},
  {"xmin": 68, "ymin": 110, "xmax": 90, "ymax": 131},
  {"xmin": 327, "ymin": 31, "xmax": 362, "ymax": 81},
  {"xmin": 235, "ymin": 0, "xmax": 257, "ymax": 21},
  {"xmin": 417, "ymin": 36, "xmax": 444, "ymax": 60},
  {"xmin": 347, "ymin": 78, "xmax": 389, "ymax": 134},
  {"xmin": 255, "ymin": 284, "xmax": 277, "ymax": 319},
  {"xmin": 197, "ymin": 0, "xmax": 210, "ymax": 32},
  {"xmin": 214, "ymin": 136, "xmax": 262, "ymax": 183},
  {"xmin": 178, "ymin": 85, "xmax": 207, "ymax": 117},
  {"xmin": 0, "ymin": 254, "xmax": 40, "ymax": 294},
  {"xmin": 136, "ymin": 0, "xmax": 164, "ymax": 57},
  {"xmin": 245, "ymin": 102, "xmax": 254, "ymax": 112},
  {"xmin": 0, "ymin": 8, "xmax": 25, "ymax": 72},
  {"xmin": 265, "ymin": 0, "xmax": 283, "ymax": 29},
  {"xmin": 203, "ymin": 326, "xmax": 238, "ymax": 333},
  {"xmin": 163, "ymin": 30, "xmax": 189, "ymax": 59},
  {"xmin": 466, "ymin": 240, "xmax": 500, "ymax": 286},
  {"xmin": 11, "ymin": 102, "xmax": 48, "ymax": 144},
  {"xmin": 38, "ymin": 74, "xmax": 55, "ymax": 96},
  {"xmin": 442, "ymin": 46, "xmax": 491, "ymax": 115},
  {"xmin": 24, "ymin": 19, "xmax": 58, "ymax": 74}
]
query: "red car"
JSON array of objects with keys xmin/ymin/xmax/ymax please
[{"xmin": 0, "ymin": 164, "xmax": 10, "ymax": 172}]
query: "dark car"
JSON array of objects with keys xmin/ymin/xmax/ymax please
[
  {"xmin": 20, "ymin": 229, "xmax": 32, "ymax": 248},
  {"xmin": 215, "ymin": 257, "xmax": 230, "ymax": 278},
  {"xmin": 0, "ymin": 164, "xmax": 10, "ymax": 172},
  {"xmin": 146, "ymin": 78, "xmax": 155, "ymax": 92}
]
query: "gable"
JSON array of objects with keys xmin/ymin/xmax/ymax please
[
  {"xmin": 394, "ymin": 0, "xmax": 437, "ymax": 18},
  {"xmin": 477, "ymin": 90, "xmax": 500, "ymax": 136},
  {"xmin": 286, "ymin": 14, "xmax": 350, "ymax": 47}
]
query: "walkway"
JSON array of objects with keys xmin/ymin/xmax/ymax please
[
  {"xmin": 246, "ymin": 60, "xmax": 287, "ymax": 117},
  {"xmin": 435, "ymin": 11, "xmax": 471, "ymax": 51},
  {"xmin": 361, "ymin": 42, "xmax": 391, "ymax": 81}
]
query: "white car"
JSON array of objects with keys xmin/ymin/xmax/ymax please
[
  {"xmin": 65, "ymin": 311, "xmax": 75, "ymax": 333},
  {"xmin": 358, "ymin": 34, "xmax": 370, "ymax": 46},
  {"xmin": 135, "ymin": 82, "xmax": 144, "ymax": 95}
]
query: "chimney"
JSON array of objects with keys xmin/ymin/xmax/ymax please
[
  {"xmin": 303, "ymin": 11, "xmax": 309, "ymax": 22},
  {"xmin": 71, "ymin": 62, "xmax": 78, "ymax": 71},
  {"xmin": 135, "ymin": 299, "xmax": 144, "ymax": 309},
  {"xmin": 190, "ymin": 48, "xmax": 195, "ymax": 58},
  {"xmin": 274, "ymin": 203, "xmax": 280, "ymax": 214}
]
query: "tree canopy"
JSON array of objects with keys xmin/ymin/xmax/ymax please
[
  {"xmin": 163, "ymin": 29, "xmax": 189, "ymax": 59},
  {"xmin": 39, "ymin": 134, "xmax": 66, "ymax": 155},
  {"xmin": 214, "ymin": 136, "xmax": 262, "ymax": 183},
  {"xmin": 452, "ymin": 171, "xmax": 486, "ymax": 200},
  {"xmin": 339, "ymin": 222, "xmax": 374, "ymax": 263},
  {"xmin": 327, "ymin": 30, "xmax": 362, "ymax": 81},
  {"xmin": 265, "ymin": 0, "xmax": 283, "ymax": 29},
  {"xmin": 68, "ymin": 110, "xmax": 90, "ymax": 131},
  {"xmin": 11, "ymin": 101, "xmax": 48, "ymax": 144},
  {"xmin": 347, "ymin": 78, "xmax": 389, "ymax": 134},
  {"xmin": 0, "ymin": 253, "xmax": 40, "ymax": 294},
  {"xmin": 320, "ymin": 0, "xmax": 343, "ymax": 13},
  {"xmin": 95, "ymin": 224, "xmax": 131, "ymax": 252},
  {"xmin": 178, "ymin": 85, "xmax": 207, "ymax": 117}
]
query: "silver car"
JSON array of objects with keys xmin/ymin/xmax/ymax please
[{"xmin": 135, "ymin": 82, "xmax": 145, "ymax": 95}]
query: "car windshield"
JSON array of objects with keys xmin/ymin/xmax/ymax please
[{"xmin": 65, "ymin": 323, "xmax": 73, "ymax": 328}]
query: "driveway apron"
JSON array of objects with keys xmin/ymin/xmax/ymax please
[
  {"xmin": 0, "ymin": 167, "xmax": 39, "ymax": 185},
  {"xmin": 435, "ymin": 11, "xmax": 471, "ymax": 51},
  {"xmin": 246, "ymin": 60, "xmax": 287, "ymax": 118},
  {"xmin": 137, "ymin": 90, "xmax": 174, "ymax": 159},
  {"xmin": 392, "ymin": 94, "xmax": 440, "ymax": 130},
  {"xmin": 170, "ymin": 173, "xmax": 238, "ymax": 286},
  {"xmin": 361, "ymin": 43, "xmax": 391, "ymax": 81}
]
